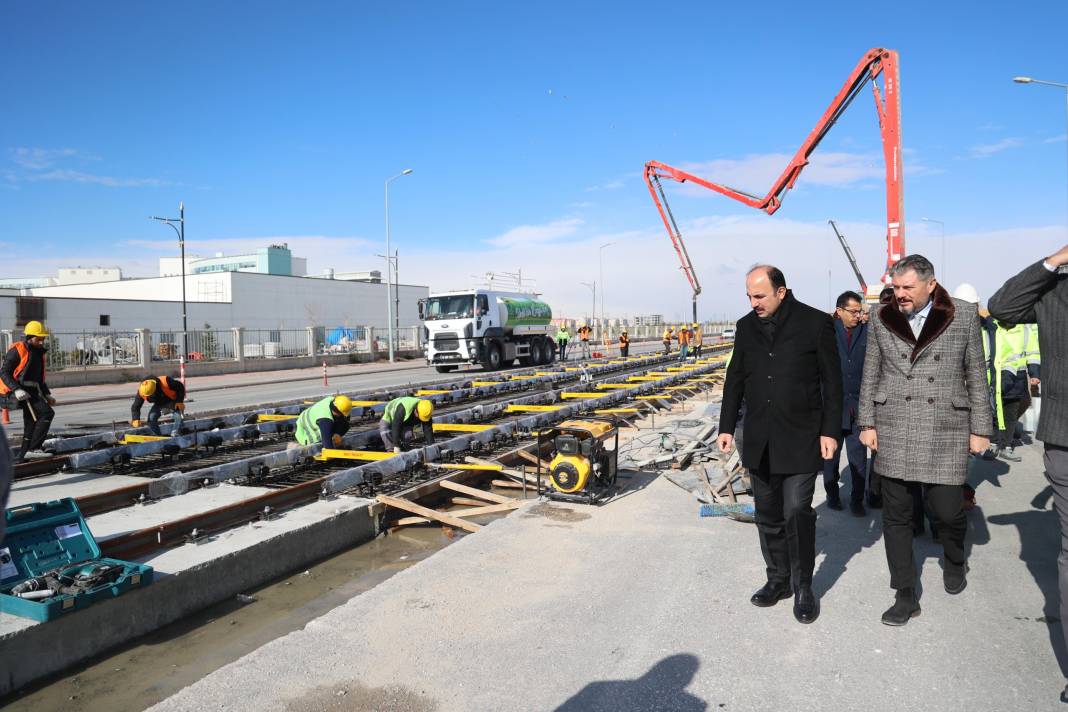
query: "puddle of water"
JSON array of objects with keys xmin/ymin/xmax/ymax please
[
  {"xmin": 0, "ymin": 522, "xmax": 466, "ymax": 712},
  {"xmin": 522, "ymin": 502, "xmax": 591, "ymax": 523}
]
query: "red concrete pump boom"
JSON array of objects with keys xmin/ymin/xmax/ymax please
[{"xmin": 644, "ymin": 47, "xmax": 904, "ymax": 293}]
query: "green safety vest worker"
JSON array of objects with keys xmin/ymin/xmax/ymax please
[
  {"xmin": 556, "ymin": 326, "xmax": 570, "ymax": 342},
  {"xmin": 982, "ymin": 322, "xmax": 1040, "ymax": 430},
  {"xmin": 380, "ymin": 396, "xmax": 434, "ymax": 452},
  {"xmin": 295, "ymin": 395, "xmax": 353, "ymax": 446}
]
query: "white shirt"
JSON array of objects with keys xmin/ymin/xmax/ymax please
[{"xmin": 908, "ymin": 299, "xmax": 933, "ymax": 339}]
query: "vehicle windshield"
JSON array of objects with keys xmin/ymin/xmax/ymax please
[{"xmin": 424, "ymin": 294, "xmax": 475, "ymax": 320}]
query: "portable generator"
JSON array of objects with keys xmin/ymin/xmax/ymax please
[{"xmin": 536, "ymin": 418, "xmax": 619, "ymax": 504}]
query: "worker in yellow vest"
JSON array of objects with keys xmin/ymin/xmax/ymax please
[
  {"xmin": 662, "ymin": 326, "xmax": 674, "ymax": 354},
  {"xmin": 983, "ymin": 320, "xmax": 1040, "ymax": 462}
]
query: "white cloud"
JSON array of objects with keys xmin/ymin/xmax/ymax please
[
  {"xmin": 9, "ymin": 147, "xmax": 80, "ymax": 170},
  {"xmin": 485, "ymin": 218, "xmax": 584, "ymax": 247},
  {"xmin": 1045, "ymin": 134, "xmax": 1067, "ymax": 144},
  {"xmin": 29, "ymin": 169, "xmax": 163, "ymax": 188},
  {"xmin": 676, "ymin": 151, "xmax": 885, "ymax": 199},
  {"xmin": 7, "ymin": 147, "xmax": 163, "ymax": 188},
  {"xmin": 969, "ymin": 137, "xmax": 1024, "ymax": 158}
]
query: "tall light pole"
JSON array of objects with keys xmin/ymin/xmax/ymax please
[
  {"xmin": 1014, "ymin": 76, "xmax": 1068, "ymax": 230},
  {"xmin": 151, "ymin": 202, "xmax": 187, "ymax": 362},
  {"xmin": 384, "ymin": 168, "xmax": 413, "ymax": 362},
  {"xmin": 921, "ymin": 217, "xmax": 945, "ymax": 284},
  {"xmin": 580, "ymin": 281, "xmax": 596, "ymax": 327},
  {"xmin": 598, "ymin": 242, "xmax": 614, "ymax": 339}
]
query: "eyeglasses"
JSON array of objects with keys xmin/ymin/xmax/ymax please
[{"xmin": 838, "ymin": 308, "xmax": 864, "ymax": 316}]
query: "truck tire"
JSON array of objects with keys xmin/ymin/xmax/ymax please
[
  {"xmin": 544, "ymin": 339, "xmax": 556, "ymax": 364},
  {"xmin": 529, "ymin": 339, "xmax": 544, "ymax": 366},
  {"xmin": 435, "ymin": 365, "xmax": 457, "ymax": 373},
  {"xmin": 482, "ymin": 343, "xmax": 503, "ymax": 371}
]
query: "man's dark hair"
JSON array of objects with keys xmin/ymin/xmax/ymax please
[
  {"xmin": 879, "ymin": 286, "xmax": 894, "ymax": 304},
  {"xmin": 748, "ymin": 264, "xmax": 787, "ymax": 291},
  {"xmin": 836, "ymin": 291, "xmax": 863, "ymax": 309},
  {"xmin": 889, "ymin": 254, "xmax": 935, "ymax": 281}
]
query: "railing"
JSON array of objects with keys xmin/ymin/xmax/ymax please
[
  {"xmin": 42, "ymin": 331, "xmax": 143, "ymax": 372},
  {"xmin": 242, "ymin": 329, "xmax": 309, "ymax": 359}
]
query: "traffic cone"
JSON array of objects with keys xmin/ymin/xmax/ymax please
[{"xmin": 1, "ymin": 407, "xmax": 9, "ymax": 425}]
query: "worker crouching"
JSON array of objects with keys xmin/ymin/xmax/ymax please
[
  {"xmin": 0, "ymin": 321, "xmax": 56, "ymax": 462},
  {"xmin": 296, "ymin": 395, "xmax": 353, "ymax": 448},
  {"xmin": 131, "ymin": 376, "xmax": 187, "ymax": 435},
  {"xmin": 379, "ymin": 397, "xmax": 434, "ymax": 453}
]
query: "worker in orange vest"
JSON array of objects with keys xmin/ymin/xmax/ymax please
[
  {"xmin": 131, "ymin": 376, "xmax": 187, "ymax": 435},
  {"xmin": 678, "ymin": 325, "xmax": 691, "ymax": 360},
  {"xmin": 692, "ymin": 322, "xmax": 704, "ymax": 359},
  {"xmin": 577, "ymin": 323, "xmax": 592, "ymax": 359},
  {"xmin": 0, "ymin": 321, "xmax": 56, "ymax": 462},
  {"xmin": 619, "ymin": 330, "xmax": 630, "ymax": 357}
]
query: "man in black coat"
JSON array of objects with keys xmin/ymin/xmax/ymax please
[{"xmin": 718, "ymin": 265, "xmax": 842, "ymax": 624}]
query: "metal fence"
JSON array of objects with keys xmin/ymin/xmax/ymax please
[
  {"xmin": 242, "ymin": 329, "xmax": 309, "ymax": 359},
  {"xmin": 150, "ymin": 330, "xmax": 236, "ymax": 363},
  {"xmin": 42, "ymin": 331, "xmax": 143, "ymax": 371}
]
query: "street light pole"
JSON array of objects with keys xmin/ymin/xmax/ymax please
[
  {"xmin": 921, "ymin": 217, "xmax": 945, "ymax": 284},
  {"xmin": 598, "ymin": 242, "xmax": 614, "ymax": 340},
  {"xmin": 151, "ymin": 202, "xmax": 188, "ymax": 362},
  {"xmin": 384, "ymin": 168, "xmax": 413, "ymax": 362},
  {"xmin": 1015, "ymin": 76, "xmax": 1068, "ymax": 231},
  {"xmin": 580, "ymin": 281, "xmax": 596, "ymax": 327}
]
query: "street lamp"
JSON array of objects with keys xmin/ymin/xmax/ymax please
[
  {"xmin": 598, "ymin": 242, "xmax": 614, "ymax": 339},
  {"xmin": 384, "ymin": 168, "xmax": 413, "ymax": 362},
  {"xmin": 921, "ymin": 217, "xmax": 945, "ymax": 284},
  {"xmin": 580, "ymin": 281, "xmax": 596, "ymax": 328},
  {"xmin": 1014, "ymin": 76, "xmax": 1068, "ymax": 229},
  {"xmin": 151, "ymin": 202, "xmax": 187, "ymax": 364}
]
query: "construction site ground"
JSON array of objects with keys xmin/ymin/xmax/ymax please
[{"xmin": 146, "ymin": 406, "xmax": 1066, "ymax": 712}]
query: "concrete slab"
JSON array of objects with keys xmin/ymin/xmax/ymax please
[
  {"xmin": 8, "ymin": 470, "xmax": 150, "ymax": 507},
  {"xmin": 150, "ymin": 442, "xmax": 1066, "ymax": 712}
]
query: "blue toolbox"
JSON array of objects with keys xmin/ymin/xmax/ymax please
[{"xmin": 0, "ymin": 498, "xmax": 153, "ymax": 622}]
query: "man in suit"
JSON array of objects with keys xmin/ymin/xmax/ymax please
[
  {"xmin": 718, "ymin": 265, "xmax": 842, "ymax": 624},
  {"xmin": 858, "ymin": 255, "xmax": 991, "ymax": 626},
  {"xmin": 988, "ymin": 244, "xmax": 1068, "ymax": 702},
  {"xmin": 824, "ymin": 290, "xmax": 870, "ymax": 516}
]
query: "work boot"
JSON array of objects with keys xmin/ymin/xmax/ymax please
[
  {"xmin": 881, "ymin": 588, "xmax": 921, "ymax": 626},
  {"xmin": 944, "ymin": 563, "xmax": 969, "ymax": 595},
  {"xmin": 21, "ymin": 449, "xmax": 50, "ymax": 460},
  {"xmin": 750, "ymin": 581, "xmax": 792, "ymax": 608},
  {"xmin": 793, "ymin": 585, "xmax": 819, "ymax": 624},
  {"xmin": 826, "ymin": 494, "xmax": 843, "ymax": 511},
  {"xmin": 850, "ymin": 499, "xmax": 866, "ymax": 517}
]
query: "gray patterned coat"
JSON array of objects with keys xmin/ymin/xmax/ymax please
[{"xmin": 857, "ymin": 285, "xmax": 992, "ymax": 485}]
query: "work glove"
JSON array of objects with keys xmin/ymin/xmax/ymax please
[
  {"xmin": 175, "ymin": 403, "xmax": 185, "ymax": 412},
  {"xmin": 393, "ymin": 447, "xmax": 402, "ymax": 454},
  {"xmin": 332, "ymin": 434, "xmax": 343, "ymax": 447},
  {"xmin": 131, "ymin": 419, "xmax": 142, "ymax": 428},
  {"xmin": 13, "ymin": 389, "xmax": 28, "ymax": 402},
  {"xmin": 46, "ymin": 397, "xmax": 56, "ymax": 406}
]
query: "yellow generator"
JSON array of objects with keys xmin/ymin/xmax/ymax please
[{"xmin": 536, "ymin": 419, "xmax": 619, "ymax": 504}]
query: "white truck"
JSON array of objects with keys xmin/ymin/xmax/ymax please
[{"xmin": 420, "ymin": 289, "xmax": 557, "ymax": 372}]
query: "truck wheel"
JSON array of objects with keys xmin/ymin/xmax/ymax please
[
  {"xmin": 544, "ymin": 339, "xmax": 556, "ymax": 364},
  {"xmin": 482, "ymin": 343, "xmax": 502, "ymax": 371},
  {"xmin": 435, "ymin": 365, "xmax": 457, "ymax": 373},
  {"xmin": 530, "ymin": 339, "xmax": 544, "ymax": 366}
]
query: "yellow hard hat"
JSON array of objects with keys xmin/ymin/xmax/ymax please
[
  {"xmin": 24, "ymin": 320, "xmax": 48, "ymax": 337},
  {"xmin": 693, "ymin": 323, "xmax": 699, "ymax": 328},
  {"xmin": 333, "ymin": 395, "xmax": 353, "ymax": 417},
  {"xmin": 416, "ymin": 399, "xmax": 434, "ymax": 422},
  {"xmin": 138, "ymin": 380, "xmax": 157, "ymax": 398}
]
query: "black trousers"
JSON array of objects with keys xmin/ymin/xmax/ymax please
[
  {"xmin": 995, "ymin": 398, "xmax": 1023, "ymax": 448},
  {"xmin": 17, "ymin": 387, "xmax": 54, "ymax": 455},
  {"xmin": 751, "ymin": 450, "xmax": 818, "ymax": 588},
  {"xmin": 881, "ymin": 475, "xmax": 967, "ymax": 590}
]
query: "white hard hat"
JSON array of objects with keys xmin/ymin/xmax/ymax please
[{"xmin": 952, "ymin": 283, "xmax": 980, "ymax": 304}]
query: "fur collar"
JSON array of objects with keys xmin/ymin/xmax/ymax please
[{"xmin": 878, "ymin": 283, "xmax": 955, "ymax": 362}]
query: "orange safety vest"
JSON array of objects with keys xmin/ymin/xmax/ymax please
[
  {"xmin": 619, "ymin": 334, "xmax": 629, "ymax": 345},
  {"xmin": 678, "ymin": 330, "xmax": 690, "ymax": 346},
  {"xmin": 157, "ymin": 376, "xmax": 179, "ymax": 401},
  {"xmin": 578, "ymin": 326, "xmax": 590, "ymax": 341},
  {"xmin": 0, "ymin": 341, "xmax": 43, "ymax": 395}
]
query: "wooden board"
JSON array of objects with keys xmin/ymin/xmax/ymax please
[
  {"xmin": 438, "ymin": 479, "xmax": 514, "ymax": 504},
  {"xmin": 376, "ymin": 494, "xmax": 482, "ymax": 533},
  {"xmin": 514, "ymin": 448, "xmax": 553, "ymax": 470},
  {"xmin": 491, "ymin": 479, "xmax": 526, "ymax": 489},
  {"xmin": 394, "ymin": 500, "xmax": 523, "ymax": 526}
]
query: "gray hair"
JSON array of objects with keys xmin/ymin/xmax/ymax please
[{"xmin": 888, "ymin": 254, "xmax": 935, "ymax": 281}]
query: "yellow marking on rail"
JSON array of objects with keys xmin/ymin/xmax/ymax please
[
  {"xmin": 509, "ymin": 375, "xmax": 539, "ymax": 380},
  {"xmin": 429, "ymin": 462, "xmax": 504, "ymax": 471},
  {"xmin": 505, "ymin": 404, "xmax": 563, "ymax": 413},
  {"xmin": 121, "ymin": 434, "xmax": 170, "ymax": 444},
  {"xmin": 663, "ymin": 386, "xmax": 695, "ymax": 391},
  {"xmin": 471, "ymin": 381, "xmax": 504, "ymax": 387},
  {"xmin": 415, "ymin": 389, "xmax": 451, "ymax": 396},
  {"xmin": 256, "ymin": 414, "xmax": 297, "ymax": 422},
  {"xmin": 560, "ymin": 392, "xmax": 605, "ymax": 399},
  {"xmin": 314, "ymin": 449, "xmax": 395, "ymax": 462},
  {"xmin": 432, "ymin": 423, "xmax": 494, "ymax": 433},
  {"xmin": 564, "ymin": 367, "xmax": 583, "ymax": 372},
  {"xmin": 534, "ymin": 371, "xmax": 560, "ymax": 376},
  {"xmin": 350, "ymin": 400, "xmax": 385, "ymax": 407},
  {"xmin": 635, "ymin": 395, "xmax": 672, "ymax": 401},
  {"xmin": 595, "ymin": 384, "xmax": 633, "ymax": 389},
  {"xmin": 628, "ymin": 376, "xmax": 661, "ymax": 382},
  {"xmin": 646, "ymin": 371, "xmax": 673, "ymax": 376},
  {"xmin": 595, "ymin": 408, "xmax": 641, "ymax": 414}
]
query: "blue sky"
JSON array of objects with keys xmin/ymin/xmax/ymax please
[{"xmin": 2, "ymin": 1, "xmax": 1067, "ymax": 321}]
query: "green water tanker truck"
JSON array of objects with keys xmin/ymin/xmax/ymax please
[{"xmin": 419, "ymin": 289, "xmax": 556, "ymax": 372}]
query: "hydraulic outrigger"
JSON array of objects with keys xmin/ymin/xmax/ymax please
[{"xmin": 644, "ymin": 47, "xmax": 905, "ymax": 291}]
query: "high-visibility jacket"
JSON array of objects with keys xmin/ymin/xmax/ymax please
[
  {"xmin": 678, "ymin": 329, "xmax": 691, "ymax": 346},
  {"xmin": 578, "ymin": 326, "xmax": 590, "ymax": 341},
  {"xmin": 0, "ymin": 340, "xmax": 47, "ymax": 395},
  {"xmin": 663, "ymin": 329, "xmax": 673, "ymax": 342},
  {"xmin": 296, "ymin": 396, "xmax": 345, "ymax": 446},
  {"xmin": 131, "ymin": 376, "xmax": 185, "ymax": 420},
  {"xmin": 383, "ymin": 396, "xmax": 423, "ymax": 425},
  {"xmin": 556, "ymin": 327, "xmax": 570, "ymax": 342},
  {"xmin": 693, "ymin": 328, "xmax": 703, "ymax": 346},
  {"xmin": 619, "ymin": 333, "xmax": 629, "ymax": 346},
  {"xmin": 983, "ymin": 322, "xmax": 1041, "ymax": 429}
]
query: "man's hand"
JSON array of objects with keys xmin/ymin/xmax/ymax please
[
  {"xmin": 332, "ymin": 434, "xmax": 343, "ymax": 447},
  {"xmin": 859, "ymin": 428, "xmax": 878, "ymax": 451},
  {"xmin": 13, "ymin": 388, "xmax": 28, "ymax": 402},
  {"xmin": 131, "ymin": 419, "xmax": 141, "ymax": 428},
  {"xmin": 1030, "ymin": 377, "xmax": 1041, "ymax": 386},
  {"xmin": 46, "ymin": 396, "xmax": 56, "ymax": 406},
  {"xmin": 717, "ymin": 433, "xmax": 734, "ymax": 454},
  {"xmin": 1047, "ymin": 244, "xmax": 1068, "ymax": 269},
  {"xmin": 969, "ymin": 434, "xmax": 990, "ymax": 456},
  {"xmin": 820, "ymin": 436, "xmax": 837, "ymax": 460}
]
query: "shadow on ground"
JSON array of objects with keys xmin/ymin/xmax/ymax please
[{"xmin": 555, "ymin": 653, "xmax": 706, "ymax": 712}]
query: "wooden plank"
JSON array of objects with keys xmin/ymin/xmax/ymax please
[
  {"xmin": 395, "ymin": 500, "xmax": 523, "ymax": 525},
  {"xmin": 451, "ymin": 496, "xmax": 491, "ymax": 506},
  {"xmin": 491, "ymin": 479, "xmax": 526, "ymax": 489},
  {"xmin": 438, "ymin": 480, "xmax": 514, "ymax": 504},
  {"xmin": 377, "ymin": 494, "xmax": 481, "ymax": 533},
  {"xmin": 514, "ymin": 448, "xmax": 553, "ymax": 470},
  {"xmin": 465, "ymin": 456, "xmax": 539, "ymax": 484},
  {"xmin": 431, "ymin": 423, "xmax": 494, "ymax": 433}
]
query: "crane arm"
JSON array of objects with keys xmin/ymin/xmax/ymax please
[
  {"xmin": 643, "ymin": 47, "xmax": 904, "ymax": 284},
  {"xmin": 828, "ymin": 219, "xmax": 867, "ymax": 294}
]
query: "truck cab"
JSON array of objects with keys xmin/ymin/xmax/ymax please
[{"xmin": 420, "ymin": 289, "xmax": 556, "ymax": 373}]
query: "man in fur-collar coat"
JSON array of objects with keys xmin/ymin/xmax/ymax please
[{"xmin": 858, "ymin": 255, "xmax": 991, "ymax": 626}]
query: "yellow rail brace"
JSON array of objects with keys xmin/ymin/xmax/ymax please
[
  {"xmin": 471, "ymin": 381, "xmax": 504, "ymax": 387},
  {"xmin": 351, "ymin": 400, "xmax": 385, "ymax": 407},
  {"xmin": 432, "ymin": 423, "xmax": 494, "ymax": 433},
  {"xmin": 256, "ymin": 414, "xmax": 297, "ymax": 422},
  {"xmin": 121, "ymin": 434, "xmax": 170, "ymax": 444},
  {"xmin": 415, "ymin": 389, "xmax": 451, "ymax": 396},
  {"xmin": 506, "ymin": 404, "xmax": 563, "ymax": 413},
  {"xmin": 428, "ymin": 462, "xmax": 504, "ymax": 471},
  {"xmin": 594, "ymin": 408, "xmax": 641, "ymax": 414},
  {"xmin": 314, "ymin": 449, "xmax": 396, "ymax": 462},
  {"xmin": 560, "ymin": 392, "xmax": 605, "ymax": 399},
  {"xmin": 628, "ymin": 376, "xmax": 661, "ymax": 382},
  {"xmin": 595, "ymin": 384, "xmax": 633, "ymax": 389}
]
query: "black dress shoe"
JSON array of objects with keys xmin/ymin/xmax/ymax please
[
  {"xmin": 850, "ymin": 500, "xmax": 866, "ymax": 517},
  {"xmin": 826, "ymin": 496, "xmax": 844, "ymax": 511},
  {"xmin": 750, "ymin": 581, "xmax": 792, "ymax": 608},
  {"xmin": 881, "ymin": 589, "xmax": 921, "ymax": 626},
  {"xmin": 866, "ymin": 492, "xmax": 883, "ymax": 509},
  {"xmin": 944, "ymin": 563, "xmax": 969, "ymax": 595},
  {"xmin": 793, "ymin": 586, "xmax": 819, "ymax": 624}
]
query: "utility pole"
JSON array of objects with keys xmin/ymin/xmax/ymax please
[
  {"xmin": 384, "ymin": 168, "xmax": 413, "ymax": 362},
  {"xmin": 151, "ymin": 202, "xmax": 188, "ymax": 361}
]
